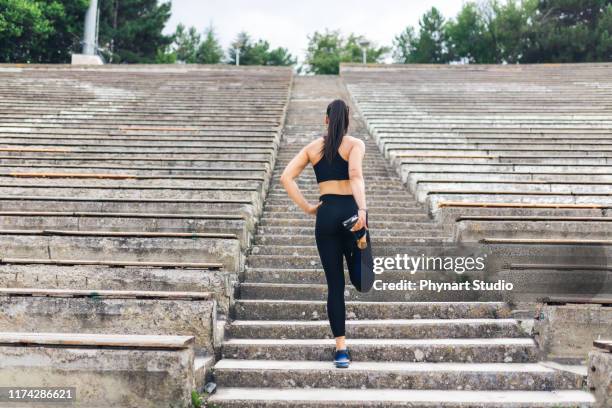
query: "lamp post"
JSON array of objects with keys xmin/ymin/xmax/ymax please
[
  {"xmin": 82, "ymin": 0, "xmax": 99, "ymax": 55},
  {"xmin": 358, "ymin": 39, "xmax": 370, "ymax": 64}
]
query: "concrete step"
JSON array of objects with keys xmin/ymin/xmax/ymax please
[
  {"xmin": 227, "ymin": 318, "xmax": 525, "ymax": 339},
  {"xmin": 262, "ymin": 204, "xmax": 426, "ymax": 213},
  {"xmin": 255, "ymin": 225, "xmax": 440, "ymax": 236},
  {"xmin": 233, "ymin": 300, "xmax": 511, "ymax": 320},
  {"xmin": 265, "ymin": 193, "xmax": 417, "ymax": 201},
  {"xmin": 253, "ymin": 235, "xmax": 448, "ymax": 246},
  {"xmin": 247, "ymin": 244, "xmax": 444, "ymax": 257},
  {"xmin": 258, "ymin": 218, "xmax": 433, "ymax": 228},
  {"xmin": 265, "ymin": 197, "xmax": 420, "ymax": 207},
  {"xmin": 238, "ymin": 282, "xmax": 500, "ymax": 302},
  {"xmin": 242, "ymin": 266, "xmax": 487, "ymax": 284},
  {"xmin": 258, "ymin": 212, "xmax": 431, "ymax": 222},
  {"xmin": 221, "ymin": 338, "xmax": 538, "ymax": 362},
  {"xmin": 268, "ymin": 182, "xmax": 409, "ymax": 190},
  {"xmin": 213, "ymin": 360, "xmax": 584, "ymax": 391},
  {"xmin": 246, "ymin": 252, "xmax": 452, "ymax": 269}
]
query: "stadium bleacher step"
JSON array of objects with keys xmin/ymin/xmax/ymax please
[{"xmin": 209, "ymin": 387, "xmax": 595, "ymax": 407}]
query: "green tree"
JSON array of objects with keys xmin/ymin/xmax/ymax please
[
  {"xmin": 98, "ymin": 0, "xmax": 172, "ymax": 63},
  {"xmin": 413, "ymin": 7, "xmax": 450, "ymax": 63},
  {"xmin": 524, "ymin": 0, "xmax": 610, "ymax": 62},
  {"xmin": 393, "ymin": 26, "xmax": 417, "ymax": 63},
  {"xmin": 265, "ymin": 46, "xmax": 296, "ymax": 66},
  {"xmin": 0, "ymin": 0, "xmax": 88, "ymax": 63},
  {"xmin": 305, "ymin": 30, "xmax": 388, "ymax": 74},
  {"xmin": 445, "ymin": 2, "xmax": 496, "ymax": 63},
  {"xmin": 490, "ymin": 0, "xmax": 537, "ymax": 63},
  {"xmin": 594, "ymin": 3, "xmax": 612, "ymax": 60},
  {"xmin": 394, "ymin": 7, "xmax": 449, "ymax": 63},
  {"xmin": 196, "ymin": 25, "xmax": 223, "ymax": 63},
  {"xmin": 227, "ymin": 31, "xmax": 296, "ymax": 66},
  {"xmin": 173, "ymin": 23, "xmax": 200, "ymax": 63}
]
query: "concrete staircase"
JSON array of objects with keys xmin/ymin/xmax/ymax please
[{"xmin": 209, "ymin": 77, "xmax": 595, "ymax": 406}]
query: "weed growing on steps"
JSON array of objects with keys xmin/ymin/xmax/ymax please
[{"xmin": 190, "ymin": 390, "xmax": 220, "ymax": 408}]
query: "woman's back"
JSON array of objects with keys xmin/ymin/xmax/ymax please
[{"xmin": 306, "ymin": 136, "xmax": 360, "ymax": 196}]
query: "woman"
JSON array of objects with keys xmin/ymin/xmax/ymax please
[{"xmin": 280, "ymin": 99, "xmax": 367, "ymax": 368}]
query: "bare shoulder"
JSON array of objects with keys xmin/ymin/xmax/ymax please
[
  {"xmin": 345, "ymin": 135, "xmax": 365, "ymax": 152},
  {"xmin": 303, "ymin": 137, "xmax": 324, "ymax": 161}
]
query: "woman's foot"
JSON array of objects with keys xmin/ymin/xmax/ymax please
[{"xmin": 333, "ymin": 348, "xmax": 351, "ymax": 368}]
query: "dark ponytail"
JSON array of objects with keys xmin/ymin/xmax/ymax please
[{"xmin": 323, "ymin": 99, "xmax": 349, "ymax": 162}]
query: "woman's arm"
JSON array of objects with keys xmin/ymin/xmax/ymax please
[
  {"xmin": 348, "ymin": 139, "xmax": 367, "ymax": 230},
  {"xmin": 280, "ymin": 144, "xmax": 321, "ymax": 215}
]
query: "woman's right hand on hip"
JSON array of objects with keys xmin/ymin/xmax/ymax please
[{"xmin": 305, "ymin": 201, "xmax": 322, "ymax": 215}]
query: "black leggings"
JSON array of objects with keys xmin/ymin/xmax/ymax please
[{"xmin": 315, "ymin": 194, "xmax": 364, "ymax": 338}]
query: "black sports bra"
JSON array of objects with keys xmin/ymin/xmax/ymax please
[{"xmin": 313, "ymin": 151, "xmax": 349, "ymax": 183}]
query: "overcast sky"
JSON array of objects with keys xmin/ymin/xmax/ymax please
[{"xmin": 164, "ymin": 0, "xmax": 466, "ymax": 63}]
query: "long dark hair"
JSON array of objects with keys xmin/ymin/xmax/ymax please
[{"xmin": 323, "ymin": 99, "xmax": 349, "ymax": 162}]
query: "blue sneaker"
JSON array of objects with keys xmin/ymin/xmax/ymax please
[{"xmin": 333, "ymin": 348, "xmax": 351, "ymax": 368}]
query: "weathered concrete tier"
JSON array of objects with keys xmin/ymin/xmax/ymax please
[
  {"xmin": 0, "ymin": 156, "xmax": 272, "ymax": 170},
  {"xmin": 0, "ymin": 151, "xmax": 275, "ymax": 162},
  {"xmin": 404, "ymin": 171, "xmax": 612, "ymax": 188},
  {"xmin": 0, "ymin": 175, "xmax": 262, "ymax": 188},
  {"xmin": 214, "ymin": 360, "xmax": 583, "ymax": 391},
  {"xmin": 0, "ymin": 263, "xmax": 236, "ymax": 315},
  {"xmin": 436, "ymin": 206, "xmax": 607, "ymax": 235},
  {"xmin": 469, "ymin": 239, "xmax": 612, "ymax": 264},
  {"xmin": 455, "ymin": 217, "xmax": 612, "ymax": 241},
  {"xmin": 588, "ymin": 348, "xmax": 612, "ymax": 408},
  {"xmin": 209, "ymin": 387, "xmax": 595, "ymax": 407},
  {"xmin": 0, "ymin": 145, "xmax": 276, "ymax": 155},
  {"xmin": 227, "ymin": 318, "xmax": 525, "ymax": 339},
  {"xmin": 0, "ymin": 230, "xmax": 241, "ymax": 272},
  {"xmin": 233, "ymin": 300, "xmax": 511, "ymax": 320},
  {"xmin": 535, "ymin": 304, "xmax": 612, "ymax": 362},
  {"xmin": 0, "ymin": 165, "xmax": 270, "ymax": 177},
  {"xmin": 0, "ymin": 332, "xmax": 196, "ymax": 408},
  {"xmin": 0, "ymin": 196, "xmax": 257, "ymax": 217},
  {"xmin": 222, "ymin": 338, "xmax": 538, "ymax": 363},
  {"xmin": 427, "ymin": 194, "xmax": 612, "ymax": 217},
  {"xmin": 0, "ymin": 211, "xmax": 251, "ymax": 248},
  {"xmin": 0, "ymin": 183, "xmax": 261, "ymax": 201},
  {"xmin": 341, "ymin": 64, "xmax": 612, "ymax": 234},
  {"xmin": 0, "ymin": 134, "xmax": 278, "ymax": 144},
  {"xmin": 496, "ymin": 268, "xmax": 611, "ymax": 304},
  {"xmin": 0, "ymin": 288, "xmax": 216, "ymax": 352}
]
